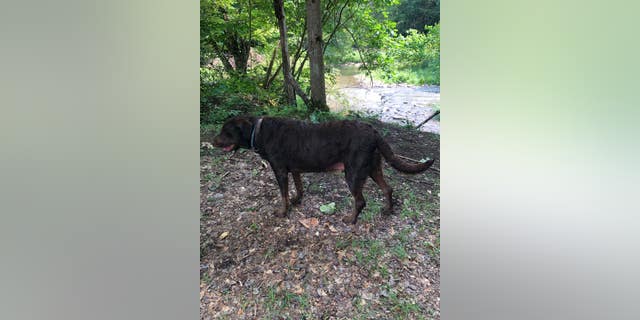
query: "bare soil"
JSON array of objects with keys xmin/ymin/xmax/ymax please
[{"xmin": 200, "ymin": 119, "xmax": 440, "ymax": 319}]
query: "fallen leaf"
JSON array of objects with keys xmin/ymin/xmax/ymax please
[
  {"xmin": 319, "ymin": 202, "xmax": 336, "ymax": 214},
  {"xmin": 299, "ymin": 217, "xmax": 319, "ymax": 229},
  {"xmin": 293, "ymin": 285, "xmax": 304, "ymax": 294},
  {"xmin": 219, "ymin": 231, "xmax": 229, "ymax": 240}
]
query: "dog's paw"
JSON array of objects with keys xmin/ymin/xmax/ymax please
[
  {"xmin": 273, "ymin": 209, "xmax": 287, "ymax": 218},
  {"xmin": 290, "ymin": 196, "xmax": 302, "ymax": 206},
  {"xmin": 342, "ymin": 215, "xmax": 357, "ymax": 224}
]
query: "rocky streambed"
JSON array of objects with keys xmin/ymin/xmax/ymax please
[{"xmin": 327, "ymin": 64, "xmax": 440, "ymax": 134}]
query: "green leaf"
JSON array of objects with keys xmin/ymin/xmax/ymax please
[{"xmin": 319, "ymin": 202, "xmax": 336, "ymax": 214}]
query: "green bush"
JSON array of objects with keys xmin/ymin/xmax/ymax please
[
  {"xmin": 200, "ymin": 68, "xmax": 281, "ymax": 125},
  {"xmin": 366, "ymin": 23, "xmax": 440, "ymax": 85},
  {"xmin": 385, "ymin": 24, "xmax": 439, "ymax": 85}
]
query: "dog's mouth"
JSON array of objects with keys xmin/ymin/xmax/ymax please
[{"xmin": 222, "ymin": 144, "xmax": 235, "ymax": 152}]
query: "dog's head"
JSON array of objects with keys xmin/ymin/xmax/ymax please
[{"xmin": 212, "ymin": 116, "xmax": 254, "ymax": 152}]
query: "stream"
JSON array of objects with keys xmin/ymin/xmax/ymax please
[{"xmin": 327, "ymin": 64, "xmax": 440, "ymax": 134}]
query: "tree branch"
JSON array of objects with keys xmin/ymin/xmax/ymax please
[
  {"xmin": 344, "ymin": 27, "xmax": 373, "ymax": 86},
  {"xmin": 322, "ymin": 0, "xmax": 352, "ymax": 54},
  {"xmin": 415, "ymin": 110, "xmax": 440, "ymax": 129}
]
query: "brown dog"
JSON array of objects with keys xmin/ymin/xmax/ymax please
[{"xmin": 212, "ymin": 116, "xmax": 435, "ymax": 224}]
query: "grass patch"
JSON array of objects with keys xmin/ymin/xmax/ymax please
[
  {"xmin": 380, "ymin": 284, "xmax": 423, "ymax": 320},
  {"xmin": 344, "ymin": 238, "xmax": 392, "ymax": 277},
  {"xmin": 338, "ymin": 197, "xmax": 352, "ymax": 212},
  {"xmin": 335, "ymin": 238, "xmax": 350, "ymax": 250},
  {"xmin": 264, "ymin": 286, "xmax": 310, "ymax": 313},
  {"xmin": 396, "ymin": 227, "xmax": 412, "ymax": 244},
  {"xmin": 360, "ymin": 199, "xmax": 382, "ymax": 222},
  {"xmin": 351, "ymin": 294, "xmax": 376, "ymax": 320},
  {"xmin": 201, "ymin": 271, "xmax": 212, "ymax": 285},
  {"xmin": 204, "ymin": 172, "xmax": 225, "ymax": 192},
  {"xmin": 425, "ymin": 230, "xmax": 440, "ymax": 262},
  {"xmin": 308, "ymin": 183, "xmax": 322, "ymax": 194},
  {"xmin": 248, "ymin": 222, "xmax": 260, "ymax": 232},
  {"xmin": 392, "ymin": 244, "xmax": 408, "ymax": 260},
  {"xmin": 400, "ymin": 189, "xmax": 436, "ymax": 219},
  {"xmin": 352, "ymin": 239, "xmax": 384, "ymax": 266},
  {"xmin": 202, "ymin": 172, "xmax": 214, "ymax": 183},
  {"xmin": 263, "ymin": 248, "xmax": 275, "ymax": 260},
  {"xmin": 373, "ymin": 65, "xmax": 439, "ymax": 86}
]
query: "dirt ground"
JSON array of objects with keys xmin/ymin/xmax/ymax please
[{"xmin": 200, "ymin": 119, "xmax": 440, "ymax": 319}]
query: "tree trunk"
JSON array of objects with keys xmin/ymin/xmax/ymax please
[
  {"xmin": 295, "ymin": 53, "xmax": 308, "ymax": 81},
  {"xmin": 225, "ymin": 32, "xmax": 250, "ymax": 74},
  {"xmin": 306, "ymin": 0, "xmax": 328, "ymax": 111},
  {"xmin": 211, "ymin": 41, "xmax": 235, "ymax": 73},
  {"xmin": 266, "ymin": 63, "xmax": 282, "ymax": 89},
  {"xmin": 273, "ymin": 0, "xmax": 296, "ymax": 105},
  {"xmin": 263, "ymin": 46, "xmax": 278, "ymax": 88}
]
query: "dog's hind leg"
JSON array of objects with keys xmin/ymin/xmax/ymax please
[
  {"xmin": 290, "ymin": 172, "xmax": 304, "ymax": 205},
  {"xmin": 370, "ymin": 157, "xmax": 393, "ymax": 215},
  {"xmin": 342, "ymin": 168, "xmax": 368, "ymax": 224}
]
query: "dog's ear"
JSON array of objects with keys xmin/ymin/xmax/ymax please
[
  {"xmin": 232, "ymin": 117, "xmax": 254, "ymax": 146},
  {"xmin": 236, "ymin": 117, "xmax": 252, "ymax": 128}
]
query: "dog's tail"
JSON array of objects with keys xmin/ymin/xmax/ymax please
[{"xmin": 375, "ymin": 135, "xmax": 435, "ymax": 174}]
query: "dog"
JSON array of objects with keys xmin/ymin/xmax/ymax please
[{"xmin": 212, "ymin": 116, "xmax": 435, "ymax": 224}]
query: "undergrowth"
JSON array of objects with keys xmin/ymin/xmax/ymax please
[{"xmin": 201, "ymin": 72, "xmax": 381, "ymax": 134}]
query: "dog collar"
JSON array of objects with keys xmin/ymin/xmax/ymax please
[{"xmin": 250, "ymin": 118, "xmax": 263, "ymax": 152}]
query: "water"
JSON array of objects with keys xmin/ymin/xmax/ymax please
[
  {"xmin": 333, "ymin": 64, "xmax": 361, "ymax": 88},
  {"xmin": 327, "ymin": 64, "xmax": 440, "ymax": 134}
]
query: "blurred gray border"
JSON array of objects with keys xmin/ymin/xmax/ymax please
[
  {"xmin": 442, "ymin": 0, "xmax": 640, "ymax": 319},
  {"xmin": 1, "ymin": 1, "xmax": 199, "ymax": 319}
]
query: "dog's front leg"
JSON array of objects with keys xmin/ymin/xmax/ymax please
[{"xmin": 271, "ymin": 167, "xmax": 290, "ymax": 218}]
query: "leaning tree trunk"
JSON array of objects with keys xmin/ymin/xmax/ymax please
[
  {"xmin": 225, "ymin": 32, "xmax": 250, "ymax": 74},
  {"xmin": 273, "ymin": 0, "xmax": 296, "ymax": 105},
  {"xmin": 306, "ymin": 0, "xmax": 328, "ymax": 111}
]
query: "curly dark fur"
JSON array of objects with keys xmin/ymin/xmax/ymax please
[{"xmin": 212, "ymin": 116, "xmax": 435, "ymax": 224}]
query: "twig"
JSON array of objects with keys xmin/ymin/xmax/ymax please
[{"xmin": 415, "ymin": 110, "xmax": 440, "ymax": 129}]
